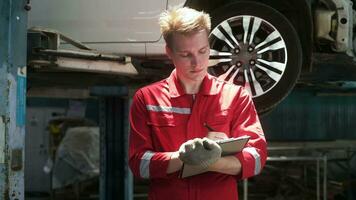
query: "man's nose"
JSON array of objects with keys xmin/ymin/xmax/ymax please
[{"xmin": 191, "ymin": 55, "xmax": 198, "ymax": 66}]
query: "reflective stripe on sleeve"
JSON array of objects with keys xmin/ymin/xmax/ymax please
[
  {"xmin": 146, "ymin": 105, "xmax": 191, "ymax": 114},
  {"xmin": 140, "ymin": 151, "xmax": 155, "ymax": 178},
  {"xmin": 244, "ymin": 147, "xmax": 261, "ymax": 175}
]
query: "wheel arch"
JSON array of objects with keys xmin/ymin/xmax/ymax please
[{"xmin": 185, "ymin": 0, "xmax": 313, "ymax": 73}]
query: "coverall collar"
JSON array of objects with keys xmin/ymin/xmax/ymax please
[{"xmin": 167, "ymin": 69, "xmax": 220, "ymax": 98}]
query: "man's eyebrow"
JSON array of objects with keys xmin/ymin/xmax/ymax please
[
  {"xmin": 176, "ymin": 50, "xmax": 189, "ymax": 53},
  {"xmin": 199, "ymin": 45, "xmax": 209, "ymax": 50},
  {"xmin": 175, "ymin": 45, "xmax": 209, "ymax": 53}
]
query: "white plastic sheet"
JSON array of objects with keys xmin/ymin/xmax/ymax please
[{"xmin": 52, "ymin": 126, "xmax": 99, "ymax": 188}]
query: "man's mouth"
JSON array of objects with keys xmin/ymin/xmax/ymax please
[{"xmin": 191, "ymin": 68, "xmax": 204, "ymax": 73}]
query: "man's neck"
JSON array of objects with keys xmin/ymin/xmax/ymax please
[{"xmin": 178, "ymin": 77, "xmax": 203, "ymax": 94}]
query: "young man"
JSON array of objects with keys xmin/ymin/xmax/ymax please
[{"xmin": 129, "ymin": 7, "xmax": 267, "ymax": 200}]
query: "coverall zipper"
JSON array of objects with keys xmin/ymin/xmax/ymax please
[{"xmin": 188, "ymin": 93, "xmax": 197, "ymax": 200}]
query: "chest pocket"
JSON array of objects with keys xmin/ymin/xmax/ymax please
[
  {"xmin": 204, "ymin": 109, "xmax": 231, "ymax": 134},
  {"xmin": 147, "ymin": 112, "xmax": 189, "ymax": 126},
  {"xmin": 147, "ymin": 113, "xmax": 175, "ymax": 127},
  {"xmin": 146, "ymin": 112, "xmax": 188, "ymax": 151}
]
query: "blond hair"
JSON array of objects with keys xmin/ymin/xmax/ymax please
[{"xmin": 159, "ymin": 7, "xmax": 211, "ymax": 47}]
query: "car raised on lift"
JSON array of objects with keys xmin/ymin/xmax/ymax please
[{"xmin": 28, "ymin": 0, "xmax": 356, "ymax": 114}]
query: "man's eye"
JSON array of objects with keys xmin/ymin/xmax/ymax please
[
  {"xmin": 199, "ymin": 49, "xmax": 207, "ymax": 54},
  {"xmin": 179, "ymin": 54, "xmax": 189, "ymax": 57}
]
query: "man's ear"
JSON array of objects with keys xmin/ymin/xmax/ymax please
[{"xmin": 165, "ymin": 44, "xmax": 173, "ymax": 59}]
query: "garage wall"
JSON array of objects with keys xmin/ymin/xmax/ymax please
[
  {"xmin": 261, "ymin": 88, "xmax": 356, "ymax": 141},
  {"xmin": 25, "ymin": 98, "xmax": 99, "ymax": 195}
]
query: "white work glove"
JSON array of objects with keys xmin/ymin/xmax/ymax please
[{"xmin": 178, "ymin": 138, "xmax": 222, "ymax": 168}]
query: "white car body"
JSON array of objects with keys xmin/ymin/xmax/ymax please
[{"xmin": 28, "ymin": 0, "xmax": 186, "ymax": 55}]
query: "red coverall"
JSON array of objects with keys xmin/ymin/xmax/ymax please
[{"xmin": 129, "ymin": 70, "xmax": 267, "ymax": 200}]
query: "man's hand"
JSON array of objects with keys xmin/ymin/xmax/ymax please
[{"xmin": 178, "ymin": 138, "xmax": 222, "ymax": 168}]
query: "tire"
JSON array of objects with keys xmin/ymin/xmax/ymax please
[{"xmin": 208, "ymin": 1, "xmax": 302, "ymax": 114}]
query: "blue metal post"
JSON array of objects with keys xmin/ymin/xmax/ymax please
[
  {"xmin": 90, "ymin": 86, "xmax": 133, "ymax": 200},
  {"xmin": 0, "ymin": 0, "xmax": 27, "ymax": 199}
]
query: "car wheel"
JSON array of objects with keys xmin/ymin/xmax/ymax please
[{"xmin": 208, "ymin": 1, "xmax": 302, "ymax": 114}]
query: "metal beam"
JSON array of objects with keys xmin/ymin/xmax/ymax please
[{"xmin": 27, "ymin": 28, "xmax": 139, "ymax": 77}]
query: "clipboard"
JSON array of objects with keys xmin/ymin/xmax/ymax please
[{"xmin": 180, "ymin": 136, "xmax": 250, "ymax": 178}]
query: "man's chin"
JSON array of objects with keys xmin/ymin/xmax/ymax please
[{"xmin": 189, "ymin": 74, "xmax": 206, "ymax": 82}]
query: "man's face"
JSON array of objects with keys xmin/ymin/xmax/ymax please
[{"xmin": 166, "ymin": 30, "xmax": 210, "ymax": 84}]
